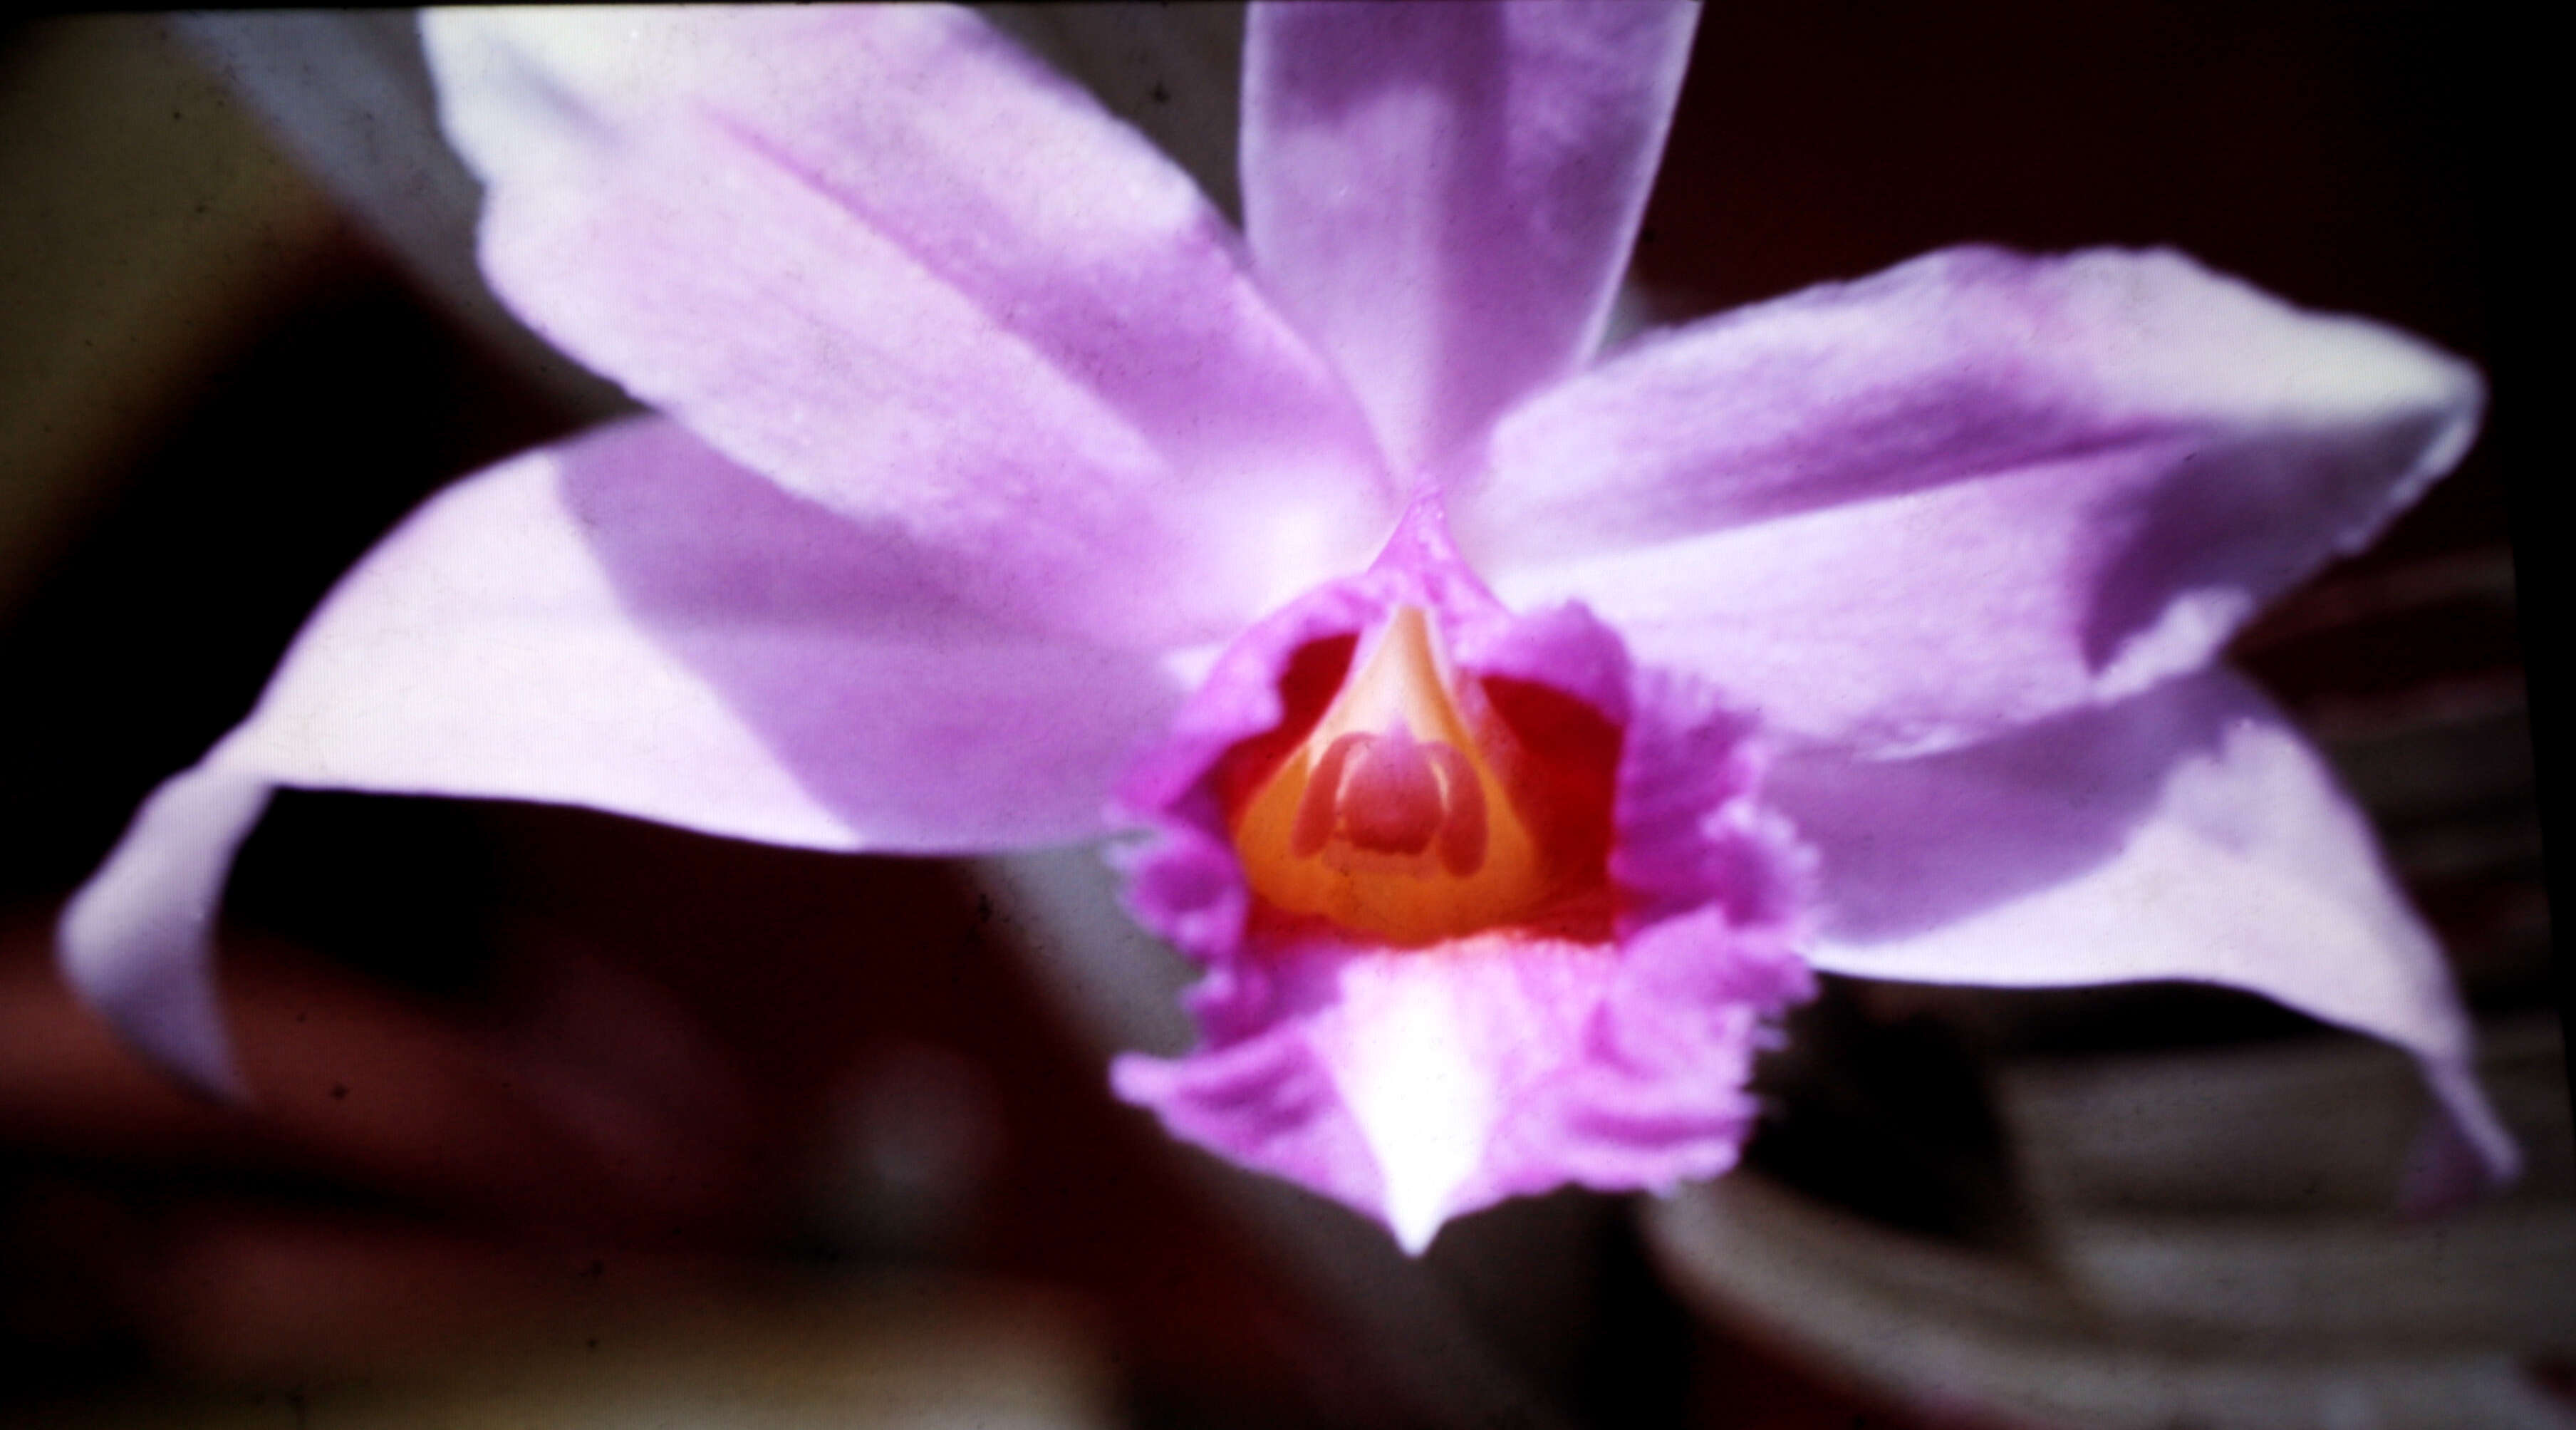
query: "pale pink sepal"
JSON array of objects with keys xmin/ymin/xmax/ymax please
[
  {"xmin": 1243, "ymin": 0, "xmax": 1698, "ymax": 476},
  {"xmin": 1777, "ymin": 669, "xmax": 2518, "ymax": 1191}
]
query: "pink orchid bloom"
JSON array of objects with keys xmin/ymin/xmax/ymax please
[{"xmin": 62, "ymin": 3, "xmax": 2514, "ymax": 1253}]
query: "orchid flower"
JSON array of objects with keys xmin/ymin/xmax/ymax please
[{"xmin": 63, "ymin": 3, "xmax": 2515, "ymax": 1253}]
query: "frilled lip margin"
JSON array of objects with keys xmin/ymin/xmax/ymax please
[{"xmin": 1108, "ymin": 506, "xmax": 1815, "ymax": 1250}]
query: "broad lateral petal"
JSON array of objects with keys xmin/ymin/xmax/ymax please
[
  {"xmin": 1243, "ymin": 0, "xmax": 1697, "ymax": 475},
  {"xmin": 424, "ymin": 6, "xmax": 1390, "ymax": 648},
  {"xmin": 62, "ymin": 417, "xmax": 1191, "ymax": 1086},
  {"xmin": 1469, "ymin": 247, "xmax": 2483, "ymax": 755},
  {"xmin": 218, "ymin": 417, "xmax": 1186, "ymax": 854},
  {"xmin": 1776, "ymin": 669, "xmax": 2518, "ymax": 1188},
  {"xmin": 63, "ymin": 418, "xmax": 1192, "ymax": 1092}
]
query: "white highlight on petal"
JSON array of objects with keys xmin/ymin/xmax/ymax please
[
  {"xmin": 1326, "ymin": 956, "xmax": 1496, "ymax": 1253},
  {"xmin": 2096, "ymin": 587, "xmax": 2257, "ymax": 703},
  {"xmin": 1156, "ymin": 640, "xmax": 1226, "ymax": 695}
]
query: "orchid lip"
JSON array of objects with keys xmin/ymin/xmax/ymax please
[{"xmin": 1113, "ymin": 537, "xmax": 1812, "ymax": 1250}]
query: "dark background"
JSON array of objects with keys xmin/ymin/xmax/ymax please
[{"xmin": 1, "ymin": 5, "xmax": 2555, "ymax": 1427}]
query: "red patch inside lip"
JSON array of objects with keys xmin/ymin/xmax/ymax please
[
  {"xmin": 1479, "ymin": 674, "xmax": 1621, "ymax": 905},
  {"xmin": 1216, "ymin": 633, "xmax": 1354, "ymax": 819}
]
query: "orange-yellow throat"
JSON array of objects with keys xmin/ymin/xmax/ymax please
[{"xmin": 1228, "ymin": 608, "xmax": 1571, "ymax": 946}]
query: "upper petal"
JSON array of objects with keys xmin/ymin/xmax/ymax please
[
  {"xmin": 1775, "ymin": 668, "xmax": 2518, "ymax": 1193},
  {"xmin": 61, "ymin": 417, "xmax": 1190, "ymax": 1087},
  {"xmin": 1465, "ymin": 247, "xmax": 2483, "ymax": 755},
  {"xmin": 1242, "ymin": 0, "xmax": 1697, "ymax": 477},
  {"xmin": 423, "ymin": 5, "xmax": 1391, "ymax": 648}
]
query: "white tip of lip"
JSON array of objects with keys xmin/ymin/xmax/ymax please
[{"xmin": 1329, "ymin": 960, "xmax": 1495, "ymax": 1255}]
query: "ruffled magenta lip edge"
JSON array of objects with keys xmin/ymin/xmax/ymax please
[
  {"xmin": 1104, "ymin": 496, "xmax": 1824, "ymax": 1243},
  {"xmin": 1111, "ymin": 492, "xmax": 1823, "ymax": 970}
]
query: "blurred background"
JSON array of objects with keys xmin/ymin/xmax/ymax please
[{"xmin": 1, "ymin": 6, "xmax": 2564, "ymax": 1427}]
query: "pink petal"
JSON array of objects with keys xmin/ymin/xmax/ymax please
[
  {"xmin": 1773, "ymin": 668, "xmax": 2519, "ymax": 1191},
  {"xmin": 423, "ymin": 6, "xmax": 1391, "ymax": 648},
  {"xmin": 58, "ymin": 767, "xmax": 270, "ymax": 1096},
  {"xmin": 1242, "ymin": 0, "xmax": 1698, "ymax": 476},
  {"xmin": 61, "ymin": 417, "xmax": 1189, "ymax": 1087},
  {"xmin": 232, "ymin": 418, "xmax": 1183, "ymax": 850},
  {"xmin": 1466, "ymin": 247, "xmax": 2484, "ymax": 755}
]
